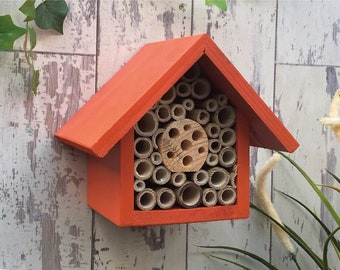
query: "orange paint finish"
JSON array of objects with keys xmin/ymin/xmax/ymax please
[{"xmin": 56, "ymin": 34, "xmax": 299, "ymax": 226}]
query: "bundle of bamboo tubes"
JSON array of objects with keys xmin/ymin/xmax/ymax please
[{"xmin": 134, "ymin": 63, "xmax": 238, "ymax": 211}]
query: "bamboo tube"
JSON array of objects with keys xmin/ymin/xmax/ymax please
[
  {"xmin": 158, "ymin": 119, "xmax": 209, "ymax": 172},
  {"xmin": 187, "ymin": 109, "xmax": 210, "ymax": 125},
  {"xmin": 151, "ymin": 165, "xmax": 171, "ymax": 185},
  {"xmin": 150, "ymin": 101, "xmax": 158, "ymax": 110},
  {"xmin": 150, "ymin": 152, "xmax": 163, "ymax": 165},
  {"xmin": 219, "ymin": 147, "xmax": 237, "ymax": 168},
  {"xmin": 191, "ymin": 78, "xmax": 211, "ymax": 100},
  {"xmin": 134, "ymin": 179, "xmax": 146, "ymax": 192},
  {"xmin": 135, "ymin": 188, "xmax": 157, "ymax": 211},
  {"xmin": 181, "ymin": 62, "xmax": 201, "ymax": 83},
  {"xmin": 201, "ymin": 98, "xmax": 219, "ymax": 112},
  {"xmin": 206, "ymin": 153, "xmax": 219, "ymax": 166},
  {"xmin": 217, "ymin": 186, "xmax": 237, "ymax": 205},
  {"xmin": 192, "ymin": 169, "xmax": 209, "ymax": 186},
  {"xmin": 208, "ymin": 167, "xmax": 229, "ymax": 190},
  {"xmin": 175, "ymin": 182, "xmax": 202, "ymax": 208},
  {"xmin": 208, "ymin": 139, "xmax": 222, "ymax": 154},
  {"xmin": 135, "ymin": 111, "xmax": 159, "ymax": 137},
  {"xmin": 156, "ymin": 187, "xmax": 176, "ymax": 209},
  {"xmin": 204, "ymin": 123, "xmax": 220, "ymax": 138},
  {"xmin": 134, "ymin": 158, "xmax": 154, "ymax": 180},
  {"xmin": 171, "ymin": 103, "xmax": 186, "ymax": 120},
  {"xmin": 169, "ymin": 172, "xmax": 187, "ymax": 187},
  {"xmin": 219, "ymin": 127, "xmax": 236, "ymax": 147},
  {"xmin": 152, "ymin": 128, "xmax": 165, "ymax": 150},
  {"xmin": 176, "ymin": 82, "xmax": 191, "ymax": 97},
  {"xmin": 155, "ymin": 104, "xmax": 171, "ymax": 123},
  {"xmin": 160, "ymin": 86, "xmax": 176, "ymax": 104},
  {"xmin": 182, "ymin": 98, "xmax": 195, "ymax": 111},
  {"xmin": 229, "ymin": 164, "xmax": 237, "ymax": 188},
  {"xmin": 213, "ymin": 106, "xmax": 236, "ymax": 127},
  {"xmin": 214, "ymin": 93, "xmax": 228, "ymax": 106},
  {"xmin": 202, "ymin": 188, "xmax": 218, "ymax": 207},
  {"xmin": 134, "ymin": 137, "xmax": 153, "ymax": 158}
]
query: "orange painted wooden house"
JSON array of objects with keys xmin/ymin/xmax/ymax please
[{"xmin": 55, "ymin": 34, "xmax": 299, "ymax": 227}]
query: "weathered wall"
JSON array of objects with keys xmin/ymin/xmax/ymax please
[{"xmin": 0, "ymin": 1, "xmax": 339, "ymax": 269}]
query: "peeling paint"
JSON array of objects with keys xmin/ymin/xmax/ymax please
[
  {"xmin": 325, "ymin": 66, "xmax": 339, "ymax": 98},
  {"xmin": 332, "ymin": 19, "xmax": 340, "ymax": 45},
  {"xmin": 158, "ymin": 9, "xmax": 174, "ymax": 39}
]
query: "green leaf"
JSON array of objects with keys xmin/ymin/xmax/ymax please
[
  {"xmin": 205, "ymin": 0, "xmax": 228, "ymax": 11},
  {"xmin": 208, "ymin": 254, "xmax": 252, "ymax": 270},
  {"xmin": 35, "ymin": 0, "xmax": 68, "ymax": 34},
  {"xmin": 251, "ymin": 203, "xmax": 325, "ymax": 268},
  {"xmin": 28, "ymin": 26, "xmax": 36, "ymax": 50},
  {"xmin": 199, "ymin": 245, "xmax": 279, "ymax": 269},
  {"xmin": 325, "ymin": 169, "xmax": 340, "ymax": 185},
  {"xmin": 278, "ymin": 152, "xmax": 340, "ymax": 227},
  {"xmin": 323, "ymin": 227, "xmax": 340, "ymax": 270},
  {"xmin": 317, "ymin": 184, "xmax": 340, "ymax": 193},
  {"xmin": 32, "ymin": 69, "xmax": 40, "ymax": 95},
  {"xmin": 0, "ymin": 15, "xmax": 27, "ymax": 51},
  {"xmin": 19, "ymin": 0, "xmax": 36, "ymax": 22}
]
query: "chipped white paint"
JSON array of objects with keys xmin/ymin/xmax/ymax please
[{"xmin": 1, "ymin": 0, "xmax": 339, "ymax": 269}]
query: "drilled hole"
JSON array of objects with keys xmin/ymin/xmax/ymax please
[
  {"xmin": 183, "ymin": 124, "xmax": 191, "ymax": 131},
  {"xmin": 168, "ymin": 128, "xmax": 179, "ymax": 138},
  {"xmin": 192, "ymin": 130, "xmax": 202, "ymax": 141},
  {"xmin": 167, "ymin": 151, "xmax": 175, "ymax": 159},
  {"xmin": 182, "ymin": 155, "xmax": 193, "ymax": 166},
  {"xmin": 181, "ymin": 140, "xmax": 192, "ymax": 151},
  {"xmin": 198, "ymin": 147, "xmax": 205, "ymax": 154}
]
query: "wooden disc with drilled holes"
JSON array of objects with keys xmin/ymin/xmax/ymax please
[{"xmin": 158, "ymin": 118, "xmax": 208, "ymax": 172}]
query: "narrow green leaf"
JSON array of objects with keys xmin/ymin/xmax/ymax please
[
  {"xmin": 35, "ymin": 0, "xmax": 68, "ymax": 34},
  {"xmin": 19, "ymin": 0, "xmax": 36, "ymax": 22},
  {"xmin": 323, "ymin": 227, "xmax": 340, "ymax": 270},
  {"xmin": 325, "ymin": 169, "xmax": 340, "ymax": 185},
  {"xmin": 208, "ymin": 254, "xmax": 252, "ymax": 270},
  {"xmin": 28, "ymin": 26, "xmax": 36, "ymax": 50},
  {"xmin": 317, "ymin": 184, "xmax": 340, "ymax": 193},
  {"xmin": 251, "ymin": 204, "xmax": 325, "ymax": 268},
  {"xmin": 278, "ymin": 151, "xmax": 340, "ymax": 227},
  {"xmin": 205, "ymin": 0, "xmax": 228, "ymax": 11},
  {"xmin": 0, "ymin": 15, "xmax": 27, "ymax": 51},
  {"xmin": 199, "ymin": 245, "xmax": 279, "ymax": 269},
  {"xmin": 32, "ymin": 69, "xmax": 40, "ymax": 95}
]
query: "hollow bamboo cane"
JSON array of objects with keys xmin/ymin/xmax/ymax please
[
  {"xmin": 208, "ymin": 139, "xmax": 222, "ymax": 154},
  {"xmin": 176, "ymin": 82, "xmax": 191, "ymax": 97},
  {"xmin": 206, "ymin": 153, "xmax": 219, "ymax": 166},
  {"xmin": 181, "ymin": 62, "xmax": 201, "ymax": 83},
  {"xmin": 202, "ymin": 188, "xmax": 218, "ymax": 207},
  {"xmin": 135, "ymin": 188, "xmax": 157, "ymax": 211},
  {"xmin": 159, "ymin": 86, "xmax": 176, "ymax": 105},
  {"xmin": 150, "ymin": 152, "xmax": 163, "ymax": 165},
  {"xmin": 208, "ymin": 167, "xmax": 230, "ymax": 190},
  {"xmin": 134, "ymin": 158, "xmax": 154, "ymax": 180},
  {"xmin": 169, "ymin": 172, "xmax": 187, "ymax": 187},
  {"xmin": 155, "ymin": 104, "xmax": 172, "ymax": 123},
  {"xmin": 151, "ymin": 165, "xmax": 171, "ymax": 185},
  {"xmin": 219, "ymin": 127, "xmax": 236, "ymax": 147},
  {"xmin": 152, "ymin": 128, "xmax": 165, "ymax": 150},
  {"xmin": 175, "ymin": 182, "xmax": 202, "ymax": 208},
  {"xmin": 156, "ymin": 187, "xmax": 176, "ymax": 209},
  {"xmin": 213, "ymin": 93, "xmax": 228, "ymax": 106},
  {"xmin": 182, "ymin": 98, "xmax": 195, "ymax": 111},
  {"xmin": 191, "ymin": 78, "xmax": 211, "ymax": 100},
  {"xmin": 218, "ymin": 147, "xmax": 237, "ymax": 168},
  {"xmin": 135, "ymin": 111, "xmax": 159, "ymax": 137},
  {"xmin": 204, "ymin": 123, "xmax": 221, "ymax": 138},
  {"xmin": 217, "ymin": 186, "xmax": 237, "ymax": 205},
  {"xmin": 134, "ymin": 179, "xmax": 146, "ymax": 192},
  {"xmin": 201, "ymin": 98, "xmax": 219, "ymax": 112},
  {"xmin": 171, "ymin": 103, "xmax": 186, "ymax": 120},
  {"xmin": 213, "ymin": 106, "xmax": 236, "ymax": 127},
  {"xmin": 134, "ymin": 137, "xmax": 153, "ymax": 158},
  {"xmin": 192, "ymin": 169, "xmax": 209, "ymax": 186},
  {"xmin": 187, "ymin": 109, "xmax": 210, "ymax": 125}
]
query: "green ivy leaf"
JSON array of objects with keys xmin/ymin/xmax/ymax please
[
  {"xmin": 0, "ymin": 15, "xmax": 27, "ymax": 51},
  {"xmin": 32, "ymin": 69, "xmax": 40, "ymax": 95},
  {"xmin": 19, "ymin": 0, "xmax": 36, "ymax": 22},
  {"xmin": 205, "ymin": 0, "xmax": 227, "ymax": 11},
  {"xmin": 35, "ymin": 0, "xmax": 68, "ymax": 34}
]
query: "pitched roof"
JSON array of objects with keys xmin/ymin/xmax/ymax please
[{"xmin": 55, "ymin": 34, "xmax": 299, "ymax": 157}]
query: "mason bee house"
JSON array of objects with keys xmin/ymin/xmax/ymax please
[{"xmin": 56, "ymin": 34, "xmax": 298, "ymax": 226}]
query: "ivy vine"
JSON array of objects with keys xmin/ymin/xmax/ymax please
[
  {"xmin": 0, "ymin": 0, "xmax": 68, "ymax": 95},
  {"xmin": 205, "ymin": 0, "xmax": 228, "ymax": 11}
]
